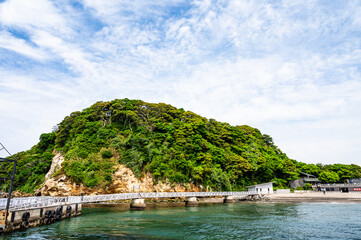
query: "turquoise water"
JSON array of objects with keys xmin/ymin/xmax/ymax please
[{"xmin": 3, "ymin": 203, "xmax": 361, "ymax": 239}]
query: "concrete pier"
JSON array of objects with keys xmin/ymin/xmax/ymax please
[
  {"xmin": 130, "ymin": 199, "xmax": 146, "ymax": 210},
  {"xmin": 223, "ymin": 195, "xmax": 236, "ymax": 203},
  {"xmin": 185, "ymin": 197, "xmax": 198, "ymax": 207},
  {"xmin": 0, "ymin": 203, "xmax": 81, "ymax": 233}
]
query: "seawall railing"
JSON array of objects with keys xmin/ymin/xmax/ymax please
[{"xmin": 0, "ymin": 191, "xmax": 255, "ymax": 211}]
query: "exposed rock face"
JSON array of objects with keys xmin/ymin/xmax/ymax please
[
  {"xmin": 44, "ymin": 153, "xmax": 64, "ymax": 182},
  {"xmin": 40, "ymin": 175, "xmax": 76, "ymax": 196},
  {"xmin": 39, "ymin": 154, "xmax": 202, "ymax": 196}
]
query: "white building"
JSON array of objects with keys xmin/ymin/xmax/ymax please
[{"xmin": 247, "ymin": 182, "xmax": 274, "ymax": 194}]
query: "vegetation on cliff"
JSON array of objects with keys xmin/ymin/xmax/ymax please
[{"xmin": 5, "ymin": 99, "xmax": 361, "ymax": 193}]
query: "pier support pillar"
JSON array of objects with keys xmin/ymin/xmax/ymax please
[
  {"xmin": 223, "ymin": 195, "xmax": 236, "ymax": 203},
  {"xmin": 130, "ymin": 199, "xmax": 146, "ymax": 210},
  {"xmin": 186, "ymin": 197, "xmax": 198, "ymax": 207}
]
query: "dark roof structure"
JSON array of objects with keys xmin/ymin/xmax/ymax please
[{"xmin": 299, "ymin": 172, "xmax": 317, "ymax": 178}]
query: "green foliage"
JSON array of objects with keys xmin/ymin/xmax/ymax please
[
  {"xmin": 38, "ymin": 132, "xmax": 56, "ymax": 152},
  {"xmin": 318, "ymin": 171, "xmax": 340, "ymax": 183},
  {"xmin": 101, "ymin": 150, "xmax": 113, "ymax": 159},
  {"xmin": 63, "ymin": 151, "xmax": 115, "ymax": 188},
  {"xmin": 9, "ymin": 98, "xmax": 361, "ymax": 193},
  {"xmin": 9, "ymin": 149, "xmax": 54, "ymax": 193},
  {"xmin": 304, "ymin": 183, "xmax": 313, "ymax": 190},
  {"xmin": 297, "ymin": 163, "xmax": 321, "ymax": 176}
]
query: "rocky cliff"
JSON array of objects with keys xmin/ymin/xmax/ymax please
[{"xmin": 38, "ymin": 153, "xmax": 201, "ymax": 196}]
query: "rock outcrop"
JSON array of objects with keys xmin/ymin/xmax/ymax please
[
  {"xmin": 38, "ymin": 153, "xmax": 202, "ymax": 196},
  {"xmin": 44, "ymin": 153, "xmax": 64, "ymax": 182}
]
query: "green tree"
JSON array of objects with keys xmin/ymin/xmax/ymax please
[
  {"xmin": 8, "ymin": 98, "xmax": 361, "ymax": 193},
  {"xmin": 318, "ymin": 171, "xmax": 340, "ymax": 183}
]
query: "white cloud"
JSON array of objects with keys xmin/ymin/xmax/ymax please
[
  {"xmin": 0, "ymin": 69, "xmax": 81, "ymax": 157},
  {"xmin": 0, "ymin": 0, "xmax": 360, "ymax": 165},
  {"xmin": 81, "ymin": 0, "xmax": 185, "ymax": 23},
  {"xmin": 0, "ymin": 0, "xmax": 69, "ymax": 34},
  {"xmin": 31, "ymin": 30, "xmax": 95, "ymax": 76},
  {"xmin": 0, "ymin": 31, "xmax": 50, "ymax": 60}
]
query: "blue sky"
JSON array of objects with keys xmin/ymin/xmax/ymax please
[{"xmin": 0, "ymin": 0, "xmax": 360, "ymax": 165}]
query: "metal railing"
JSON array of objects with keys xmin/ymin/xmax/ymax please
[
  {"xmin": 81, "ymin": 191, "xmax": 254, "ymax": 203},
  {"xmin": 0, "ymin": 191, "xmax": 255, "ymax": 211},
  {"xmin": 317, "ymin": 183, "xmax": 361, "ymax": 187},
  {"xmin": 0, "ymin": 196, "xmax": 68, "ymax": 211}
]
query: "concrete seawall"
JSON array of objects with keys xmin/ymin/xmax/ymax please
[{"xmin": 0, "ymin": 203, "xmax": 81, "ymax": 233}]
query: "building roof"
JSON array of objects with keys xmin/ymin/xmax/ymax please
[
  {"xmin": 246, "ymin": 182, "xmax": 274, "ymax": 188},
  {"xmin": 303, "ymin": 177, "xmax": 320, "ymax": 182},
  {"xmin": 300, "ymin": 172, "xmax": 317, "ymax": 178}
]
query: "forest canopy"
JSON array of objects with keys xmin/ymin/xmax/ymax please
[{"xmin": 7, "ymin": 99, "xmax": 361, "ymax": 193}]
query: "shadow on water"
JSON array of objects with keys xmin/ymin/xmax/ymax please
[{"xmin": 2, "ymin": 202, "xmax": 361, "ymax": 240}]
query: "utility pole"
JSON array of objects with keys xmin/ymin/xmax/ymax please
[{"xmin": 0, "ymin": 142, "xmax": 17, "ymax": 226}]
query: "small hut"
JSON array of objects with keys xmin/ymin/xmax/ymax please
[
  {"xmin": 247, "ymin": 182, "xmax": 274, "ymax": 194},
  {"xmin": 289, "ymin": 172, "xmax": 320, "ymax": 189}
]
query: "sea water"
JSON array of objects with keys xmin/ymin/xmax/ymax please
[{"xmin": 3, "ymin": 202, "xmax": 361, "ymax": 239}]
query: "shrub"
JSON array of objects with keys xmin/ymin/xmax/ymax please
[
  {"xmin": 102, "ymin": 150, "xmax": 113, "ymax": 159},
  {"xmin": 304, "ymin": 183, "xmax": 313, "ymax": 190}
]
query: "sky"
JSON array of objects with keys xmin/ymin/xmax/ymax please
[{"xmin": 0, "ymin": 0, "xmax": 360, "ymax": 165}]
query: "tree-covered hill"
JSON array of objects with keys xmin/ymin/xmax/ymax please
[{"xmin": 6, "ymin": 99, "xmax": 361, "ymax": 193}]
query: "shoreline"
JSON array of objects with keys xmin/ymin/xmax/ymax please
[
  {"xmin": 268, "ymin": 192, "xmax": 361, "ymax": 203},
  {"xmin": 83, "ymin": 192, "xmax": 361, "ymax": 209},
  {"xmin": 83, "ymin": 197, "xmax": 226, "ymax": 209}
]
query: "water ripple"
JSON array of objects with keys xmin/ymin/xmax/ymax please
[{"xmin": 2, "ymin": 203, "xmax": 361, "ymax": 240}]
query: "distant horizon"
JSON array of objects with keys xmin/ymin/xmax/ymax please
[{"xmin": 1, "ymin": 0, "xmax": 360, "ymax": 165}]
